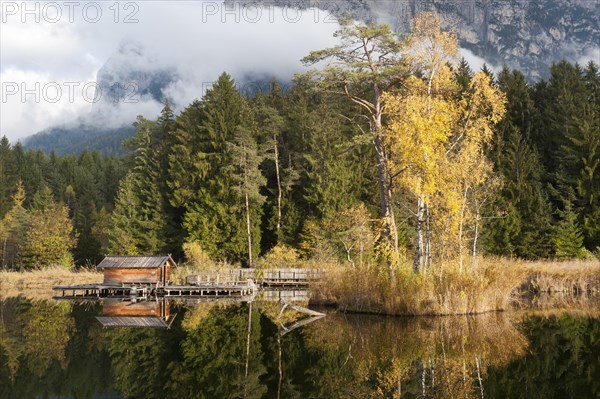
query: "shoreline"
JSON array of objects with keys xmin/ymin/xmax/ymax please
[{"xmin": 1, "ymin": 260, "xmax": 599, "ymax": 316}]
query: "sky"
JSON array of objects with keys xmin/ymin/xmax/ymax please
[{"xmin": 0, "ymin": 1, "xmax": 346, "ymax": 142}]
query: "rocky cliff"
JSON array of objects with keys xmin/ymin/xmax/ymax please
[{"xmin": 242, "ymin": 0, "xmax": 599, "ymax": 80}]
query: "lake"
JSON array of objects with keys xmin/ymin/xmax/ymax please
[{"xmin": 1, "ymin": 296, "xmax": 599, "ymax": 398}]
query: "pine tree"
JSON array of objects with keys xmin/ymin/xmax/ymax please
[
  {"xmin": 0, "ymin": 136, "xmax": 17, "ymax": 218},
  {"xmin": 254, "ymin": 96, "xmax": 286, "ymax": 245},
  {"xmin": 225, "ymin": 124, "xmax": 267, "ymax": 266},
  {"xmin": 553, "ymin": 200, "xmax": 585, "ymax": 259},
  {"xmin": 301, "ymin": 17, "xmax": 407, "ymax": 251},
  {"xmin": 177, "ymin": 73, "xmax": 267, "ymax": 263},
  {"xmin": 108, "ymin": 173, "xmax": 142, "ymax": 255}
]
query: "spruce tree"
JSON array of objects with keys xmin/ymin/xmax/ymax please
[
  {"xmin": 0, "ymin": 136, "xmax": 17, "ymax": 218},
  {"xmin": 108, "ymin": 173, "xmax": 142, "ymax": 255},
  {"xmin": 176, "ymin": 73, "xmax": 267, "ymax": 263},
  {"xmin": 553, "ymin": 200, "xmax": 585, "ymax": 259}
]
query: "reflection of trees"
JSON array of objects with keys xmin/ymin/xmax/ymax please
[
  {"xmin": 0, "ymin": 298, "xmax": 74, "ymax": 379},
  {"xmin": 485, "ymin": 315, "xmax": 600, "ymax": 399},
  {"xmin": 2, "ymin": 298, "xmax": 599, "ymax": 399},
  {"xmin": 104, "ymin": 327, "xmax": 175, "ymax": 399},
  {"xmin": 302, "ymin": 313, "xmax": 529, "ymax": 398},
  {"xmin": 166, "ymin": 303, "xmax": 267, "ymax": 399}
]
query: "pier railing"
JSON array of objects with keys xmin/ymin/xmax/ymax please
[{"xmin": 186, "ymin": 268, "xmax": 325, "ymax": 287}]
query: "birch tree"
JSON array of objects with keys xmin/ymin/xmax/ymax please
[{"xmin": 384, "ymin": 13, "xmax": 505, "ymax": 272}]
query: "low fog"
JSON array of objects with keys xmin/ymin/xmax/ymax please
[{"xmin": 1, "ymin": 1, "xmax": 341, "ymax": 141}]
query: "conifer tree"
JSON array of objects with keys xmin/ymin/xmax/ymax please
[
  {"xmin": 0, "ymin": 136, "xmax": 17, "ymax": 218},
  {"xmin": 487, "ymin": 67, "xmax": 554, "ymax": 259},
  {"xmin": 108, "ymin": 173, "xmax": 142, "ymax": 255},
  {"xmin": 301, "ymin": 18, "xmax": 408, "ymax": 252},
  {"xmin": 174, "ymin": 73, "xmax": 267, "ymax": 263},
  {"xmin": 553, "ymin": 200, "xmax": 585, "ymax": 259}
]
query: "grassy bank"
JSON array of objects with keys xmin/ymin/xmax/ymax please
[
  {"xmin": 1, "ymin": 259, "xmax": 598, "ymax": 315},
  {"xmin": 520, "ymin": 260, "xmax": 600, "ymax": 293},
  {"xmin": 310, "ymin": 258, "xmax": 600, "ymax": 316},
  {"xmin": 0, "ymin": 267, "xmax": 102, "ymax": 300}
]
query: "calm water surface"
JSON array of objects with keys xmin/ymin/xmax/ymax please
[{"xmin": 1, "ymin": 296, "xmax": 599, "ymax": 399}]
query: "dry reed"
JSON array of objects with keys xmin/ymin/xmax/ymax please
[
  {"xmin": 520, "ymin": 259, "xmax": 600, "ymax": 293},
  {"xmin": 311, "ymin": 258, "xmax": 527, "ymax": 316},
  {"xmin": 0, "ymin": 267, "xmax": 102, "ymax": 300}
]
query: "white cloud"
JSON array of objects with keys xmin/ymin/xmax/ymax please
[
  {"xmin": 1, "ymin": 1, "xmax": 341, "ymax": 142},
  {"xmin": 458, "ymin": 48, "xmax": 501, "ymax": 74}
]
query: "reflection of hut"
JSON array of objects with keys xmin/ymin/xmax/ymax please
[
  {"xmin": 96, "ymin": 298, "xmax": 176, "ymax": 328},
  {"xmin": 97, "ymin": 255, "xmax": 176, "ymax": 286}
]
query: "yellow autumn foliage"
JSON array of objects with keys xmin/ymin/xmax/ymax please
[{"xmin": 384, "ymin": 12, "xmax": 506, "ymax": 266}]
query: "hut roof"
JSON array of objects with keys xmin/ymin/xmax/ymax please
[
  {"xmin": 97, "ymin": 255, "xmax": 176, "ymax": 269},
  {"xmin": 96, "ymin": 316, "xmax": 175, "ymax": 328}
]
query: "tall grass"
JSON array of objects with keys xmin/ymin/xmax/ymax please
[
  {"xmin": 311, "ymin": 258, "xmax": 527, "ymax": 316},
  {"xmin": 0, "ymin": 266, "xmax": 102, "ymax": 300},
  {"xmin": 520, "ymin": 259, "xmax": 600, "ymax": 293}
]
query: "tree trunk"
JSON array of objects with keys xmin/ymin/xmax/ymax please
[
  {"xmin": 373, "ymin": 129, "xmax": 398, "ymax": 253},
  {"xmin": 458, "ymin": 186, "xmax": 469, "ymax": 273},
  {"xmin": 472, "ymin": 211, "xmax": 480, "ymax": 270},
  {"xmin": 245, "ymin": 191, "xmax": 253, "ymax": 268},
  {"xmin": 277, "ymin": 334, "xmax": 283, "ymax": 399},
  {"xmin": 425, "ymin": 205, "xmax": 432, "ymax": 271},
  {"xmin": 274, "ymin": 133, "xmax": 282, "ymax": 242},
  {"xmin": 414, "ymin": 197, "xmax": 426, "ymax": 272},
  {"xmin": 244, "ymin": 155, "xmax": 253, "ymax": 268}
]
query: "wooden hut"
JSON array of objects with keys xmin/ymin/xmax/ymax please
[{"xmin": 97, "ymin": 255, "xmax": 176, "ymax": 286}]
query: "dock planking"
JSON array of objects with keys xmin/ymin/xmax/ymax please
[{"xmin": 53, "ymin": 267, "xmax": 323, "ymax": 300}]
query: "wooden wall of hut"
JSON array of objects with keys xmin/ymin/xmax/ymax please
[{"xmin": 103, "ymin": 268, "xmax": 161, "ymax": 285}]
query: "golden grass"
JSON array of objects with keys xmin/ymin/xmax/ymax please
[
  {"xmin": 311, "ymin": 257, "xmax": 600, "ymax": 316},
  {"xmin": 520, "ymin": 259, "xmax": 600, "ymax": 293},
  {"xmin": 0, "ymin": 267, "xmax": 102, "ymax": 300}
]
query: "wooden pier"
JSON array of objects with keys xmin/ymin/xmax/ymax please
[
  {"xmin": 54, "ymin": 268, "xmax": 322, "ymax": 301},
  {"xmin": 158, "ymin": 280, "xmax": 256, "ymax": 298},
  {"xmin": 187, "ymin": 268, "xmax": 325, "ymax": 288}
]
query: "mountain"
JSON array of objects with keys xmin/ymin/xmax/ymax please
[
  {"xmin": 24, "ymin": 42, "xmax": 175, "ymax": 155},
  {"xmin": 24, "ymin": 0, "xmax": 599, "ymax": 155},
  {"xmin": 237, "ymin": 0, "xmax": 599, "ymax": 80},
  {"xmin": 23, "ymin": 123, "xmax": 135, "ymax": 156}
]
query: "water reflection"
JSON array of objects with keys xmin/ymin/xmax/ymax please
[
  {"xmin": 97, "ymin": 298, "xmax": 177, "ymax": 329},
  {"xmin": 1, "ymin": 296, "xmax": 599, "ymax": 398}
]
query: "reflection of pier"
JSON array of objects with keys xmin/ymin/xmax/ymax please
[
  {"xmin": 53, "ymin": 281, "xmax": 258, "ymax": 300},
  {"xmin": 53, "ymin": 284, "xmax": 310, "ymax": 303}
]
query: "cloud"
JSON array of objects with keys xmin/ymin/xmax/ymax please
[
  {"xmin": 0, "ymin": 1, "xmax": 341, "ymax": 142},
  {"xmin": 458, "ymin": 48, "xmax": 501, "ymax": 74}
]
